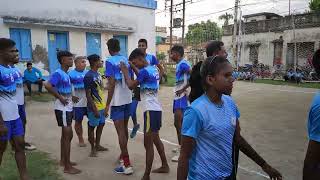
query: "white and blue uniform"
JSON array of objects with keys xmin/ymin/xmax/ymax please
[
  {"xmin": 307, "ymin": 91, "xmax": 320, "ymax": 142},
  {"xmin": 69, "ymin": 69, "xmax": 88, "ymax": 121},
  {"xmin": 136, "ymin": 65, "xmax": 162, "ymax": 133},
  {"xmin": 105, "ymin": 54, "xmax": 133, "ymax": 120},
  {"xmin": 173, "ymin": 59, "xmax": 191, "ymax": 113},
  {"xmin": 49, "ymin": 68, "xmax": 73, "ymax": 127},
  {"xmin": 182, "ymin": 94, "xmax": 240, "ymax": 180},
  {"xmin": 11, "ymin": 66, "xmax": 26, "ymax": 123},
  {"xmin": 145, "ymin": 53, "xmax": 159, "ymax": 66},
  {"xmin": 0, "ymin": 64, "xmax": 24, "ymax": 141}
]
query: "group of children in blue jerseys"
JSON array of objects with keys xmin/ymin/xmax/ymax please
[{"xmin": 1, "ymin": 36, "xmax": 320, "ymax": 180}]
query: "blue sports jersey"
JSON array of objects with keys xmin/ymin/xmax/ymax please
[
  {"xmin": 49, "ymin": 68, "xmax": 72, "ymax": 95},
  {"xmin": 68, "ymin": 69, "xmax": 88, "ymax": 90},
  {"xmin": 145, "ymin": 53, "xmax": 159, "ymax": 66},
  {"xmin": 182, "ymin": 94, "xmax": 240, "ymax": 180},
  {"xmin": 175, "ymin": 59, "xmax": 191, "ymax": 84},
  {"xmin": 11, "ymin": 66, "xmax": 23, "ymax": 86},
  {"xmin": 137, "ymin": 65, "xmax": 161, "ymax": 112},
  {"xmin": 105, "ymin": 54, "xmax": 133, "ymax": 81},
  {"xmin": 308, "ymin": 91, "xmax": 320, "ymax": 142},
  {"xmin": 0, "ymin": 64, "xmax": 19, "ymax": 121}
]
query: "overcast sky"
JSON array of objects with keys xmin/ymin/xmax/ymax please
[{"xmin": 155, "ymin": 0, "xmax": 310, "ymax": 36}]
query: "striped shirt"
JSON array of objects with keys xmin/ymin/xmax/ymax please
[{"xmin": 182, "ymin": 94, "xmax": 240, "ymax": 180}]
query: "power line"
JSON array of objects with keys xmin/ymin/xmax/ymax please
[{"xmin": 156, "ymin": 0, "xmax": 208, "ymax": 14}]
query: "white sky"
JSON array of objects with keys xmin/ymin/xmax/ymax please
[{"xmin": 155, "ymin": 0, "xmax": 310, "ymax": 37}]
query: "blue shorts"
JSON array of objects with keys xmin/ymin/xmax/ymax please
[
  {"xmin": 18, "ymin": 104, "xmax": 26, "ymax": 124},
  {"xmin": 88, "ymin": 110, "xmax": 106, "ymax": 127},
  {"xmin": 144, "ymin": 111, "xmax": 162, "ymax": 133},
  {"xmin": 73, "ymin": 107, "xmax": 87, "ymax": 121},
  {"xmin": 0, "ymin": 118, "xmax": 24, "ymax": 141},
  {"xmin": 110, "ymin": 104, "xmax": 131, "ymax": 121},
  {"xmin": 129, "ymin": 100, "xmax": 139, "ymax": 117},
  {"xmin": 173, "ymin": 95, "xmax": 188, "ymax": 113}
]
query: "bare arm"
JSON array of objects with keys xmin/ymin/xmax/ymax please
[
  {"xmin": 235, "ymin": 121, "xmax": 282, "ymax": 180},
  {"xmin": 106, "ymin": 77, "xmax": 115, "ymax": 107},
  {"xmin": 303, "ymin": 140, "xmax": 320, "ymax": 179},
  {"xmin": 44, "ymin": 81, "xmax": 67, "ymax": 105},
  {"xmin": 177, "ymin": 136, "xmax": 195, "ymax": 180},
  {"xmin": 121, "ymin": 64, "xmax": 139, "ymax": 90},
  {"xmin": 156, "ymin": 63, "xmax": 164, "ymax": 77},
  {"xmin": 129, "ymin": 61, "xmax": 139, "ymax": 76},
  {"xmin": 85, "ymin": 88, "xmax": 99, "ymax": 117}
]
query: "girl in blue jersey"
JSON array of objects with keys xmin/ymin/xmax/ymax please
[
  {"xmin": 177, "ymin": 56, "xmax": 282, "ymax": 180},
  {"xmin": 120, "ymin": 48, "xmax": 169, "ymax": 180}
]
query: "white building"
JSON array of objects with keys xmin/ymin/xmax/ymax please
[
  {"xmin": 0, "ymin": 0, "xmax": 157, "ymax": 73},
  {"xmin": 222, "ymin": 12, "xmax": 320, "ymax": 69}
]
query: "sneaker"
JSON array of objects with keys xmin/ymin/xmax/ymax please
[
  {"xmin": 171, "ymin": 154, "xmax": 180, "ymax": 162},
  {"xmin": 114, "ymin": 165, "xmax": 134, "ymax": 175},
  {"xmin": 172, "ymin": 147, "xmax": 180, "ymax": 153},
  {"xmin": 25, "ymin": 143, "xmax": 36, "ymax": 150},
  {"xmin": 130, "ymin": 124, "xmax": 140, "ymax": 138}
]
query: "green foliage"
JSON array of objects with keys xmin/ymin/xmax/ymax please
[
  {"xmin": 156, "ymin": 52, "xmax": 166, "ymax": 62},
  {"xmin": 309, "ymin": 0, "xmax": 320, "ymax": 11},
  {"xmin": 186, "ymin": 20, "xmax": 222, "ymax": 45},
  {"xmin": 219, "ymin": 12, "xmax": 233, "ymax": 26}
]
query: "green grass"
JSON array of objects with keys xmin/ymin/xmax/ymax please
[
  {"xmin": 0, "ymin": 150, "xmax": 63, "ymax": 180},
  {"xmin": 28, "ymin": 93, "xmax": 55, "ymax": 102},
  {"xmin": 253, "ymin": 79, "xmax": 320, "ymax": 89},
  {"xmin": 162, "ymin": 71, "xmax": 175, "ymax": 87}
]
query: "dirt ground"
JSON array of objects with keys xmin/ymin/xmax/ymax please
[{"xmin": 23, "ymin": 81, "xmax": 318, "ymax": 180}]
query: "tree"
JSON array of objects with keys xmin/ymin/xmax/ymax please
[
  {"xmin": 156, "ymin": 52, "xmax": 166, "ymax": 62},
  {"xmin": 309, "ymin": 0, "xmax": 320, "ymax": 12},
  {"xmin": 219, "ymin": 12, "xmax": 233, "ymax": 26},
  {"xmin": 185, "ymin": 20, "xmax": 222, "ymax": 46}
]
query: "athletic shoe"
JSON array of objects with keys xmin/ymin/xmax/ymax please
[
  {"xmin": 114, "ymin": 165, "xmax": 134, "ymax": 175},
  {"xmin": 171, "ymin": 153, "xmax": 180, "ymax": 162},
  {"xmin": 25, "ymin": 143, "xmax": 36, "ymax": 150},
  {"xmin": 172, "ymin": 147, "xmax": 180, "ymax": 153},
  {"xmin": 130, "ymin": 124, "xmax": 140, "ymax": 138}
]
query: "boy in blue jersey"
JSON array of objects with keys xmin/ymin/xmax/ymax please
[
  {"xmin": 120, "ymin": 48, "xmax": 169, "ymax": 180},
  {"xmin": 11, "ymin": 62, "xmax": 36, "ymax": 151},
  {"xmin": 0, "ymin": 38, "xmax": 28, "ymax": 180},
  {"xmin": 105, "ymin": 38, "xmax": 133, "ymax": 174},
  {"xmin": 44, "ymin": 51, "xmax": 81, "ymax": 174},
  {"xmin": 84, "ymin": 54, "xmax": 108, "ymax": 157},
  {"xmin": 68, "ymin": 56, "xmax": 88, "ymax": 147},
  {"xmin": 170, "ymin": 45, "xmax": 191, "ymax": 162},
  {"xmin": 304, "ymin": 49, "xmax": 320, "ymax": 180}
]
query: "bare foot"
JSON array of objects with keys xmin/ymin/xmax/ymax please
[
  {"xmin": 89, "ymin": 149, "xmax": 98, "ymax": 157},
  {"xmin": 64, "ymin": 166, "xmax": 81, "ymax": 174},
  {"xmin": 60, "ymin": 161, "xmax": 77, "ymax": 167},
  {"xmin": 96, "ymin": 145, "xmax": 108, "ymax": 151},
  {"xmin": 141, "ymin": 174, "xmax": 150, "ymax": 180},
  {"xmin": 78, "ymin": 143, "xmax": 87, "ymax": 147},
  {"xmin": 152, "ymin": 166, "xmax": 170, "ymax": 173}
]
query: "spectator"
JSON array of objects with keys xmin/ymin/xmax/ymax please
[
  {"xmin": 284, "ymin": 68, "xmax": 294, "ymax": 81},
  {"xmin": 23, "ymin": 62, "xmax": 43, "ymax": 96},
  {"xmin": 295, "ymin": 69, "xmax": 303, "ymax": 84}
]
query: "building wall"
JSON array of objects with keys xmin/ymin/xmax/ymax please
[
  {"xmin": 0, "ymin": 0, "xmax": 156, "ymax": 68},
  {"xmin": 222, "ymin": 27, "xmax": 320, "ymax": 67}
]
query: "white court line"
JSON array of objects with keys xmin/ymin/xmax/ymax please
[{"xmin": 106, "ymin": 121, "xmax": 270, "ymax": 179}]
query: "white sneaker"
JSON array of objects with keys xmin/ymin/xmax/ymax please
[
  {"xmin": 172, "ymin": 146, "xmax": 180, "ymax": 153},
  {"xmin": 114, "ymin": 165, "xmax": 134, "ymax": 175},
  {"xmin": 171, "ymin": 153, "xmax": 180, "ymax": 162}
]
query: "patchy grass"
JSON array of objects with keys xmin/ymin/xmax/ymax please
[
  {"xmin": 252, "ymin": 79, "xmax": 320, "ymax": 89},
  {"xmin": 162, "ymin": 71, "xmax": 175, "ymax": 87},
  {"xmin": 28, "ymin": 93, "xmax": 55, "ymax": 102},
  {"xmin": 0, "ymin": 150, "xmax": 63, "ymax": 180}
]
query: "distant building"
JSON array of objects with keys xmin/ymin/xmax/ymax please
[
  {"xmin": 156, "ymin": 26, "xmax": 167, "ymax": 44},
  {"xmin": 0, "ymin": 0, "xmax": 157, "ymax": 73},
  {"xmin": 222, "ymin": 12, "xmax": 320, "ymax": 68}
]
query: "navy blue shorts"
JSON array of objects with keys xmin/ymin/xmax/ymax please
[
  {"xmin": 110, "ymin": 104, "xmax": 131, "ymax": 121},
  {"xmin": 18, "ymin": 104, "xmax": 26, "ymax": 124},
  {"xmin": 0, "ymin": 118, "xmax": 24, "ymax": 141},
  {"xmin": 173, "ymin": 95, "xmax": 188, "ymax": 113},
  {"xmin": 73, "ymin": 107, "xmax": 87, "ymax": 121},
  {"xmin": 144, "ymin": 111, "xmax": 162, "ymax": 133},
  {"xmin": 87, "ymin": 110, "xmax": 106, "ymax": 127}
]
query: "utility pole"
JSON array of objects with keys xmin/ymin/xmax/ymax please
[
  {"xmin": 170, "ymin": 0, "xmax": 173, "ymax": 49},
  {"xmin": 292, "ymin": 13, "xmax": 297, "ymax": 72},
  {"xmin": 289, "ymin": 0, "xmax": 291, "ymax": 15},
  {"xmin": 232, "ymin": 0, "xmax": 239, "ymax": 67},
  {"xmin": 236, "ymin": 8, "xmax": 242, "ymax": 70},
  {"xmin": 182, "ymin": 0, "xmax": 186, "ymax": 46}
]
